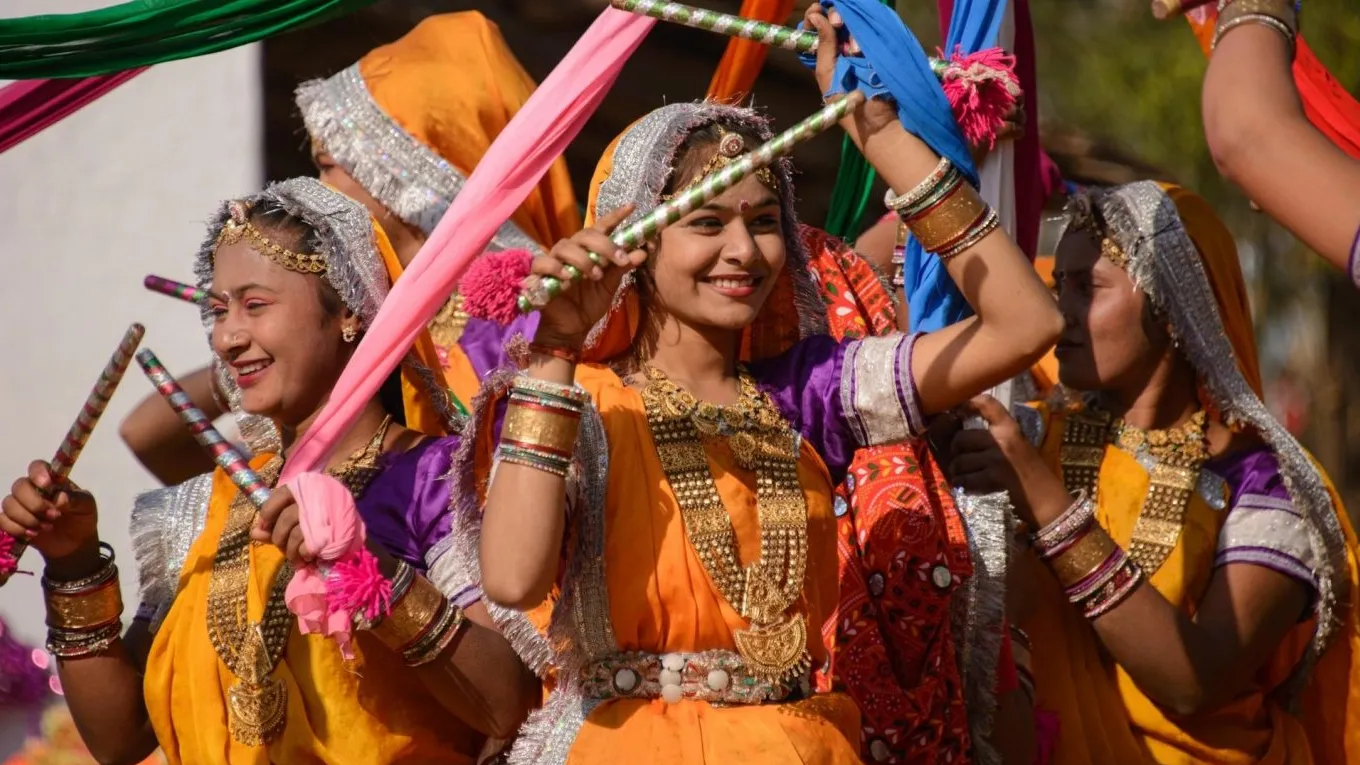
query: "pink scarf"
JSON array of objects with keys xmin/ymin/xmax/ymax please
[{"xmin": 280, "ymin": 8, "xmax": 654, "ymax": 481}]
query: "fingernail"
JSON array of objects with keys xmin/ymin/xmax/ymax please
[
  {"xmin": 45, "ymin": 509, "xmax": 59, "ymax": 520},
  {"xmin": 848, "ymin": 38, "xmax": 861, "ymax": 55},
  {"xmin": 34, "ymin": 474, "xmax": 47, "ymax": 488},
  {"xmin": 40, "ymin": 523, "xmax": 53, "ymax": 533},
  {"xmin": 613, "ymin": 249, "xmax": 629, "ymax": 265},
  {"xmin": 24, "ymin": 530, "xmax": 36, "ymax": 539},
  {"xmin": 829, "ymin": 9, "xmax": 842, "ymax": 25},
  {"xmin": 591, "ymin": 266, "xmax": 604, "ymax": 281}
]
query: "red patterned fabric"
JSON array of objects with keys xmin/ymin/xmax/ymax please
[{"xmin": 802, "ymin": 225, "xmax": 976, "ymax": 763}]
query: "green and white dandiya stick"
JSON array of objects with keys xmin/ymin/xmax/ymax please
[
  {"xmin": 0, "ymin": 323, "xmax": 145, "ymax": 586},
  {"xmin": 609, "ymin": 0, "xmax": 948, "ymax": 75},
  {"xmin": 518, "ymin": 91, "xmax": 866, "ymax": 313}
]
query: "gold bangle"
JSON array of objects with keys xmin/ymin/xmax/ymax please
[
  {"xmin": 906, "ymin": 183, "xmax": 991, "ymax": 254},
  {"xmin": 1047, "ymin": 526, "xmax": 1118, "ymax": 587},
  {"xmin": 372, "ymin": 574, "xmax": 446, "ymax": 652},
  {"xmin": 45, "ymin": 578, "xmax": 123, "ymax": 631},
  {"xmin": 502, "ymin": 401, "xmax": 581, "ymax": 455}
]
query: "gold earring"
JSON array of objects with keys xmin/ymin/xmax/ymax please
[{"xmin": 342, "ymin": 325, "xmax": 358, "ymax": 343}]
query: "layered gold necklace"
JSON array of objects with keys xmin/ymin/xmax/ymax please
[
  {"xmin": 641, "ymin": 365, "xmax": 811, "ymax": 683},
  {"xmin": 207, "ymin": 415, "xmax": 392, "ymax": 746},
  {"xmin": 1060, "ymin": 407, "xmax": 1208, "ymax": 574}
]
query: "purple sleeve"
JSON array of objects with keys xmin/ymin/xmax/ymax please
[
  {"xmin": 1207, "ymin": 446, "xmax": 1317, "ymax": 593},
  {"xmin": 457, "ymin": 312, "xmax": 540, "ymax": 378},
  {"xmin": 750, "ymin": 335, "xmax": 856, "ymax": 485},
  {"xmin": 358, "ymin": 436, "xmax": 458, "ymax": 567}
]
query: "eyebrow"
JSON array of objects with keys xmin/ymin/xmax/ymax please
[
  {"xmin": 698, "ymin": 195, "xmax": 781, "ymax": 212},
  {"xmin": 212, "ymin": 283, "xmax": 276, "ymax": 300}
]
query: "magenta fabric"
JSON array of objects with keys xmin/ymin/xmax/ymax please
[
  {"xmin": 280, "ymin": 8, "xmax": 655, "ymax": 480},
  {"xmin": 0, "ymin": 68, "xmax": 147, "ymax": 154}
]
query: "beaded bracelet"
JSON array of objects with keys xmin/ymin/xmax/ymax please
[
  {"xmin": 1031, "ymin": 492, "xmax": 1095, "ymax": 558},
  {"xmin": 1081, "ymin": 558, "xmax": 1145, "ymax": 619},
  {"xmin": 1213, "ymin": 0, "xmax": 1297, "ymax": 50},
  {"xmin": 884, "ymin": 156, "xmax": 952, "ymax": 212}
]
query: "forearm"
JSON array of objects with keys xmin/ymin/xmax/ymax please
[
  {"xmin": 480, "ymin": 353, "xmax": 576, "ymax": 610},
  {"xmin": 861, "ymin": 122, "xmax": 1061, "ymax": 414},
  {"xmin": 45, "ymin": 551, "xmax": 158, "ymax": 765},
  {"xmin": 1204, "ymin": 25, "xmax": 1360, "ymax": 268},
  {"xmin": 57, "ymin": 642, "xmax": 160, "ymax": 765},
  {"xmin": 120, "ymin": 364, "xmax": 222, "ymax": 484},
  {"xmin": 409, "ymin": 604, "xmax": 540, "ymax": 738}
]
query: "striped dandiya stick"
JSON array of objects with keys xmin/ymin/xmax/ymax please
[
  {"xmin": 144, "ymin": 274, "xmax": 211, "ymax": 305},
  {"xmin": 135, "ymin": 349, "xmax": 271, "ymax": 509},
  {"xmin": 517, "ymin": 90, "xmax": 866, "ymax": 312},
  {"xmin": 0, "ymin": 323, "xmax": 146, "ymax": 586},
  {"xmin": 1151, "ymin": 0, "xmax": 1214, "ymax": 18},
  {"xmin": 610, "ymin": 0, "xmax": 949, "ymax": 75}
]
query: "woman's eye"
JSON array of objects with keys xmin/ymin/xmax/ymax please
[
  {"xmin": 244, "ymin": 300, "xmax": 268, "ymax": 312},
  {"xmin": 752, "ymin": 214, "xmax": 780, "ymax": 229},
  {"xmin": 688, "ymin": 216, "xmax": 724, "ymax": 231}
]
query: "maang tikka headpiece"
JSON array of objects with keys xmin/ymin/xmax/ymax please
[
  {"xmin": 215, "ymin": 200, "xmax": 329, "ymax": 275},
  {"xmin": 663, "ymin": 125, "xmax": 778, "ymax": 200}
]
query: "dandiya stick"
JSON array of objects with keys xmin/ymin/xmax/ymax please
[
  {"xmin": 0, "ymin": 323, "xmax": 146, "ymax": 586},
  {"xmin": 135, "ymin": 349, "xmax": 271, "ymax": 508},
  {"xmin": 144, "ymin": 274, "xmax": 211, "ymax": 305},
  {"xmin": 610, "ymin": 0, "xmax": 949, "ymax": 75},
  {"xmin": 1151, "ymin": 0, "xmax": 1214, "ymax": 19},
  {"xmin": 518, "ymin": 91, "xmax": 866, "ymax": 312}
]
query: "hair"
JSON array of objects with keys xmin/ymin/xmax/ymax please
[{"xmin": 239, "ymin": 199, "xmax": 345, "ymax": 320}]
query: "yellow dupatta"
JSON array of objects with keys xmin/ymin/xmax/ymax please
[{"xmin": 143, "ymin": 460, "xmax": 477, "ymax": 765}]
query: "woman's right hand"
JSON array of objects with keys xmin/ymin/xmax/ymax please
[
  {"xmin": 530, "ymin": 204, "xmax": 644, "ymax": 348},
  {"xmin": 1, "ymin": 461, "xmax": 100, "ymax": 563},
  {"xmin": 804, "ymin": 2, "xmax": 900, "ymax": 151}
]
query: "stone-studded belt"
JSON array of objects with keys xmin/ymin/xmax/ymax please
[{"xmin": 582, "ymin": 650, "xmax": 812, "ymax": 705}]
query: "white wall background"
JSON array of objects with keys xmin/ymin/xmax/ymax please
[{"xmin": 0, "ymin": 1, "xmax": 262, "ymax": 753}]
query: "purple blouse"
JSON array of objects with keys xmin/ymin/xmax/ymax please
[
  {"xmin": 1206, "ymin": 445, "xmax": 1317, "ymax": 592},
  {"xmin": 460, "ymin": 313, "xmax": 539, "ymax": 379}
]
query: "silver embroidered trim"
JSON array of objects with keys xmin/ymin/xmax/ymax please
[
  {"xmin": 425, "ymin": 527, "xmax": 481, "ymax": 605},
  {"xmin": 843, "ymin": 335, "xmax": 919, "ymax": 445},
  {"xmin": 1065, "ymin": 181, "xmax": 1350, "ymax": 699},
  {"xmin": 582, "ymin": 102, "xmax": 828, "ymax": 359},
  {"xmin": 129, "ymin": 473, "xmax": 213, "ymax": 633},
  {"xmin": 296, "ymin": 64, "xmax": 543, "ymax": 252},
  {"xmin": 949, "ymin": 488, "xmax": 1013, "ymax": 765},
  {"xmin": 1217, "ymin": 501, "xmax": 1317, "ymax": 583}
]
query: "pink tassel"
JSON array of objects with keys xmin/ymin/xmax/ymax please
[
  {"xmin": 459, "ymin": 249, "xmax": 535, "ymax": 324},
  {"xmin": 939, "ymin": 46, "xmax": 1021, "ymax": 150},
  {"xmin": 0, "ymin": 535, "xmax": 18, "ymax": 577},
  {"xmin": 327, "ymin": 549, "xmax": 393, "ymax": 623}
]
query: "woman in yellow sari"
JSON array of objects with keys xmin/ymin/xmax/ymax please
[
  {"xmin": 0, "ymin": 179, "xmax": 538, "ymax": 764},
  {"xmin": 947, "ymin": 181, "xmax": 1360, "ymax": 764},
  {"xmin": 455, "ymin": 7, "xmax": 1062, "ymax": 761},
  {"xmin": 120, "ymin": 11, "xmax": 579, "ymax": 483}
]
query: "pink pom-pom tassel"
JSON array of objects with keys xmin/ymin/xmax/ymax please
[
  {"xmin": 459, "ymin": 249, "xmax": 535, "ymax": 324},
  {"xmin": 327, "ymin": 549, "xmax": 393, "ymax": 623},
  {"xmin": 940, "ymin": 46, "xmax": 1021, "ymax": 150},
  {"xmin": 0, "ymin": 535, "xmax": 18, "ymax": 578}
]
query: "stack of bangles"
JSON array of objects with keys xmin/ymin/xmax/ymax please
[
  {"xmin": 496, "ymin": 374, "xmax": 590, "ymax": 479},
  {"xmin": 368, "ymin": 560, "xmax": 466, "ymax": 666},
  {"xmin": 44, "ymin": 543, "xmax": 124, "ymax": 659},
  {"xmin": 1031, "ymin": 493, "xmax": 1145, "ymax": 620},
  {"xmin": 884, "ymin": 157, "xmax": 1000, "ymax": 262},
  {"xmin": 1212, "ymin": 0, "xmax": 1298, "ymax": 51}
]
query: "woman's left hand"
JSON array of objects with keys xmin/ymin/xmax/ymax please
[
  {"xmin": 947, "ymin": 395, "xmax": 1068, "ymax": 525},
  {"xmin": 251, "ymin": 486, "xmax": 315, "ymax": 566}
]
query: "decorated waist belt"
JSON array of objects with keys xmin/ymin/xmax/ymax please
[{"xmin": 582, "ymin": 650, "xmax": 812, "ymax": 705}]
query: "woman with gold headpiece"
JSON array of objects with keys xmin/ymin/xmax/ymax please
[
  {"xmin": 945, "ymin": 180, "xmax": 1360, "ymax": 764},
  {"xmin": 120, "ymin": 11, "xmax": 579, "ymax": 484},
  {"xmin": 0, "ymin": 179, "xmax": 539, "ymax": 764},
  {"xmin": 451, "ymin": 6, "xmax": 1062, "ymax": 762}
]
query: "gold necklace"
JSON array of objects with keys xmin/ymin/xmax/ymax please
[
  {"xmin": 207, "ymin": 415, "xmax": 392, "ymax": 746},
  {"xmin": 641, "ymin": 365, "xmax": 811, "ymax": 683},
  {"xmin": 1059, "ymin": 407, "xmax": 1208, "ymax": 575}
]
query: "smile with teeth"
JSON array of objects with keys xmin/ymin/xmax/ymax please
[
  {"xmin": 235, "ymin": 360, "xmax": 272, "ymax": 376},
  {"xmin": 708, "ymin": 276, "xmax": 759, "ymax": 289}
]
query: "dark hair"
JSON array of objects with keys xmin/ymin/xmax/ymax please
[{"xmin": 242, "ymin": 200, "xmax": 344, "ymax": 320}]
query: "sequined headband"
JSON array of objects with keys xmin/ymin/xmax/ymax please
[
  {"xmin": 1064, "ymin": 193, "xmax": 1130, "ymax": 269},
  {"xmin": 214, "ymin": 204, "xmax": 329, "ymax": 275}
]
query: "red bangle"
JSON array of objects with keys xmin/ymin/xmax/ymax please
[{"xmin": 529, "ymin": 343, "xmax": 580, "ymax": 364}]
